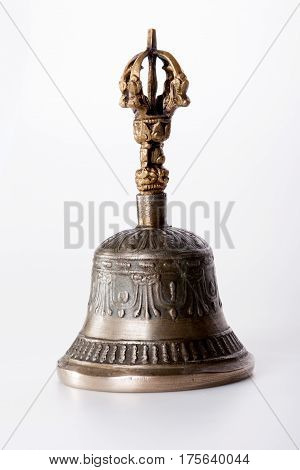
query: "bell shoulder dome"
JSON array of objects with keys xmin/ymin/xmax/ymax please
[{"xmin": 96, "ymin": 226, "xmax": 209, "ymax": 255}]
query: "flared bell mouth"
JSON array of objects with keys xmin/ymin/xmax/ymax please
[{"xmin": 57, "ymin": 351, "xmax": 254, "ymax": 393}]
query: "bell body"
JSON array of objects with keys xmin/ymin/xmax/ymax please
[{"xmin": 57, "ymin": 194, "xmax": 254, "ymax": 392}]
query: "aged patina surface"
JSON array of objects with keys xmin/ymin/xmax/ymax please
[{"xmin": 57, "ymin": 30, "xmax": 254, "ymax": 392}]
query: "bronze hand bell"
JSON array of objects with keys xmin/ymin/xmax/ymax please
[{"xmin": 57, "ymin": 30, "xmax": 254, "ymax": 392}]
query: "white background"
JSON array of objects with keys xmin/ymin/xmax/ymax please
[{"xmin": 0, "ymin": 0, "xmax": 300, "ymax": 450}]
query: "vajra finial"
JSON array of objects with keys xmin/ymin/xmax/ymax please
[{"xmin": 119, "ymin": 29, "xmax": 190, "ymax": 194}]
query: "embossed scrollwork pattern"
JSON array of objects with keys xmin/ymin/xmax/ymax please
[
  {"xmin": 87, "ymin": 271, "xmax": 112, "ymax": 317},
  {"xmin": 87, "ymin": 262, "xmax": 222, "ymax": 321},
  {"xmin": 66, "ymin": 329, "xmax": 244, "ymax": 366},
  {"xmin": 131, "ymin": 273, "xmax": 161, "ymax": 319}
]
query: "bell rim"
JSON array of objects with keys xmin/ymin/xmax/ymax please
[{"xmin": 57, "ymin": 352, "xmax": 254, "ymax": 393}]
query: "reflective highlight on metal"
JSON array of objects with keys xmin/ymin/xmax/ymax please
[{"xmin": 57, "ymin": 29, "xmax": 254, "ymax": 392}]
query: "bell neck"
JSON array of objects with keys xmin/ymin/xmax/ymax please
[{"xmin": 136, "ymin": 193, "xmax": 167, "ymax": 228}]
